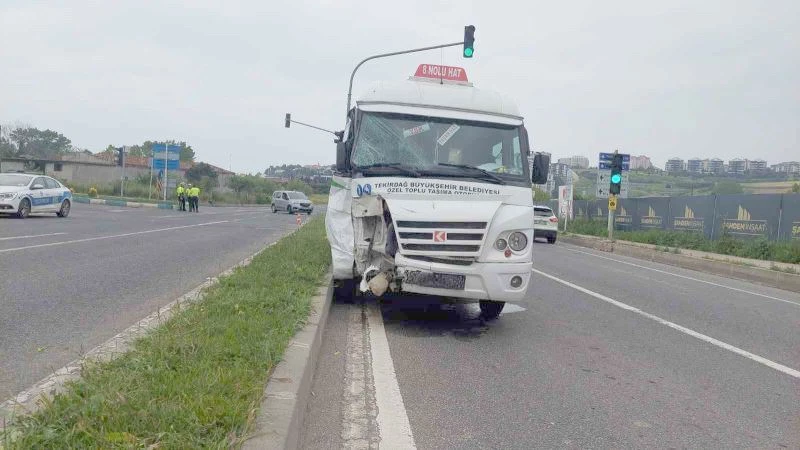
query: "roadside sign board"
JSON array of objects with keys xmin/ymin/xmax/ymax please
[
  {"xmin": 596, "ymin": 170, "xmax": 629, "ymax": 198},
  {"xmin": 558, "ymin": 185, "xmax": 573, "ymax": 219},
  {"xmin": 151, "ymin": 144, "xmax": 181, "ymax": 170},
  {"xmin": 152, "ymin": 158, "xmax": 180, "ymax": 170},
  {"xmin": 599, "ymin": 152, "xmax": 630, "ymax": 171}
]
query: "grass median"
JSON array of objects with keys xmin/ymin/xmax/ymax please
[{"xmin": 2, "ymin": 217, "xmax": 330, "ymax": 449}]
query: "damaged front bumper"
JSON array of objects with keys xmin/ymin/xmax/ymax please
[{"xmin": 393, "ymin": 253, "xmax": 532, "ymax": 302}]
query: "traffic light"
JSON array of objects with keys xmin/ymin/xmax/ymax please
[
  {"xmin": 116, "ymin": 147, "xmax": 124, "ymax": 166},
  {"xmin": 609, "ymin": 152, "xmax": 623, "ymax": 195},
  {"xmin": 463, "ymin": 25, "xmax": 475, "ymax": 58},
  {"xmin": 285, "ymin": 113, "xmax": 291, "ymax": 128}
]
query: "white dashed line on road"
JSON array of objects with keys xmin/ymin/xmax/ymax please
[
  {"xmin": 532, "ymin": 267, "xmax": 800, "ymax": 380},
  {"xmin": 0, "ymin": 221, "xmax": 228, "ymax": 253},
  {"xmin": 0, "ymin": 232, "xmax": 67, "ymax": 241}
]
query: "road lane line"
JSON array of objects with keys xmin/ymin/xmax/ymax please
[
  {"xmin": 366, "ymin": 303, "xmax": 417, "ymax": 448},
  {"xmin": 0, "ymin": 232, "xmax": 67, "ymax": 241},
  {"xmin": 0, "ymin": 221, "xmax": 228, "ymax": 253},
  {"xmin": 532, "ymin": 268, "xmax": 800, "ymax": 379},
  {"xmin": 563, "ymin": 247, "xmax": 800, "ymax": 308}
]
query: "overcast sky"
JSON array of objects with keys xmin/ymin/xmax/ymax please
[{"xmin": 1, "ymin": 0, "xmax": 798, "ymax": 173}]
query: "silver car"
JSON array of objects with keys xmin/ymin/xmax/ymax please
[{"xmin": 271, "ymin": 190, "xmax": 313, "ymax": 214}]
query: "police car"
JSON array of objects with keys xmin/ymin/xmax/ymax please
[{"xmin": 0, "ymin": 173, "xmax": 72, "ymax": 219}]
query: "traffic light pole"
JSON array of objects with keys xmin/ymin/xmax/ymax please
[
  {"xmin": 345, "ymin": 41, "xmax": 464, "ymax": 120},
  {"xmin": 607, "ymin": 207, "xmax": 614, "ymax": 241},
  {"xmin": 288, "ymin": 119, "xmax": 340, "ymax": 136}
]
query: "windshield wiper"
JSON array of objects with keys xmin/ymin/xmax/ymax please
[
  {"xmin": 357, "ymin": 163, "xmax": 420, "ymax": 177},
  {"xmin": 426, "ymin": 163, "xmax": 506, "ymax": 185}
]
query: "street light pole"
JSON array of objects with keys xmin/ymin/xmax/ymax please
[{"xmin": 345, "ymin": 41, "xmax": 464, "ymax": 121}]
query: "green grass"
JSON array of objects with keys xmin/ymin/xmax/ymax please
[
  {"xmin": 309, "ymin": 193, "xmax": 328, "ymax": 205},
  {"xmin": 566, "ymin": 219, "xmax": 800, "ymax": 265},
  {"xmin": 2, "ymin": 218, "xmax": 331, "ymax": 449}
]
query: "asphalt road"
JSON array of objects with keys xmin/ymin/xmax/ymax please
[
  {"xmin": 302, "ymin": 240, "xmax": 800, "ymax": 449},
  {"xmin": 0, "ymin": 202, "xmax": 317, "ymax": 400}
]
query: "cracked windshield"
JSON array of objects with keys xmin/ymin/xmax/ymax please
[{"xmin": 353, "ymin": 112, "xmax": 525, "ymax": 177}]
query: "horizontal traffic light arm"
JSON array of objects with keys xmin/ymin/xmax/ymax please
[
  {"xmin": 345, "ymin": 40, "xmax": 465, "ymax": 120},
  {"xmin": 285, "ymin": 118, "xmax": 339, "ymax": 136}
]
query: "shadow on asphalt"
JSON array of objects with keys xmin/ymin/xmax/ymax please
[
  {"xmin": 338, "ymin": 293, "xmax": 493, "ymax": 341},
  {"xmin": 0, "ymin": 214, "xmax": 57, "ymax": 220}
]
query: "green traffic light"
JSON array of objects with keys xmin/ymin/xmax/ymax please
[
  {"xmin": 464, "ymin": 47, "xmax": 474, "ymax": 57},
  {"xmin": 611, "ymin": 174, "xmax": 622, "ymax": 184}
]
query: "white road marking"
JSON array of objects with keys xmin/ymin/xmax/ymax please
[
  {"xmin": 564, "ymin": 247, "xmax": 800, "ymax": 308},
  {"xmin": 366, "ymin": 303, "xmax": 417, "ymax": 448},
  {"xmin": 107, "ymin": 209, "xmax": 129, "ymax": 212},
  {"xmin": 0, "ymin": 232, "xmax": 67, "ymax": 241},
  {"xmin": 0, "ymin": 221, "xmax": 228, "ymax": 253},
  {"xmin": 532, "ymin": 268, "xmax": 800, "ymax": 380},
  {"xmin": 501, "ymin": 303, "xmax": 527, "ymax": 314}
]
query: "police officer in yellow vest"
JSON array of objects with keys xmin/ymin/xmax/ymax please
[
  {"xmin": 176, "ymin": 183, "xmax": 187, "ymax": 211},
  {"xmin": 188, "ymin": 184, "xmax": 200, "ymax": 212}
]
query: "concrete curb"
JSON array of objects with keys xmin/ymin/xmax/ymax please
[
  {"xmin": 561, "ymin": 234, "xmax": 800, "ymax": 293},
  {"xmin": 73, "ymin": 196, "xmax": 174, "ymax": 209},
  {"xmin": 243, "ymin": 275, "xmax": 334, "ymax": 450}
]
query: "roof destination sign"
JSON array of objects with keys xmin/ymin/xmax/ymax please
[{"xmin": 414, "ymin": 64, "xmax": 469, "ymax": 82}]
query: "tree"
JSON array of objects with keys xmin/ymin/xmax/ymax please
[
  {"xmin": 3, "ymin": 126, "xmax": 72, "ymax": 159},
  {"xmin": 186, "ymin": 162, "xmax": 219, "ymax": 192},
  {"xmin": 711, "ymin": 180, "xmax": 744, "ymax": 195},
  {"xmin": 791, "ymin": 182, "xmax": 800, "ymax": 193},
  {"xmin": 179, "ymin": 144, "xmax": 195, "ymax": 162},
  {"xmin": 228, "ymin": 175, "xmax": 254, "ymax": 196},
  {"xmin": 126, "ymin": 145, "xmax": 148, "ymax": 158},
  {"xmin": 532, "ymin": 188, "xmax": 550, "ymax": 202},
  {"xmin": 0, "ymin": 136, "xmax": 14, "ymax": 157}
]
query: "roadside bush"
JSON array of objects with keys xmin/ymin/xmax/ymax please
[
  {"xmin": 771, "ymin": 242, "xmax": 800, "ymax": 264},
  {"xmin": 713, "ymin": 234, "xmax": 742, "ymax": 256},
  {"xmin": 739, "ymin": 239, "xmax": 772, "ymax": 261},
  {"xmin": 88, "ymin": 187, "xmax": 98, "ymax": 198}
]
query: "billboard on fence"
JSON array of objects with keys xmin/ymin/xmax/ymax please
[
  {"xmin": 573, "ymin": 200, "xmax": 590, "ymax": 219},
  {"xmin": 614, "ymin": 197, "xmax": 636, "ymax": 230},
  {"xmin": 713, "ymin": 194, "xmax": 782, "ymax": 240},
  {"xmin": 636, "ymin": 197, "xmax": 669, "ymax": 231},
  {"xmin": 569, "ymin": 193, "xmax": 794, "ymax": 241},
  {"xmin": 592, "ymin": 199, "xmax": 608, "ymax": 220},
  {"xmin": 780, "ymin": 194, "xmax": 800, "ymax": 241},
  {"xmin": 666, "ymin": 195, "xmax": 716, "ymax": 238}
]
